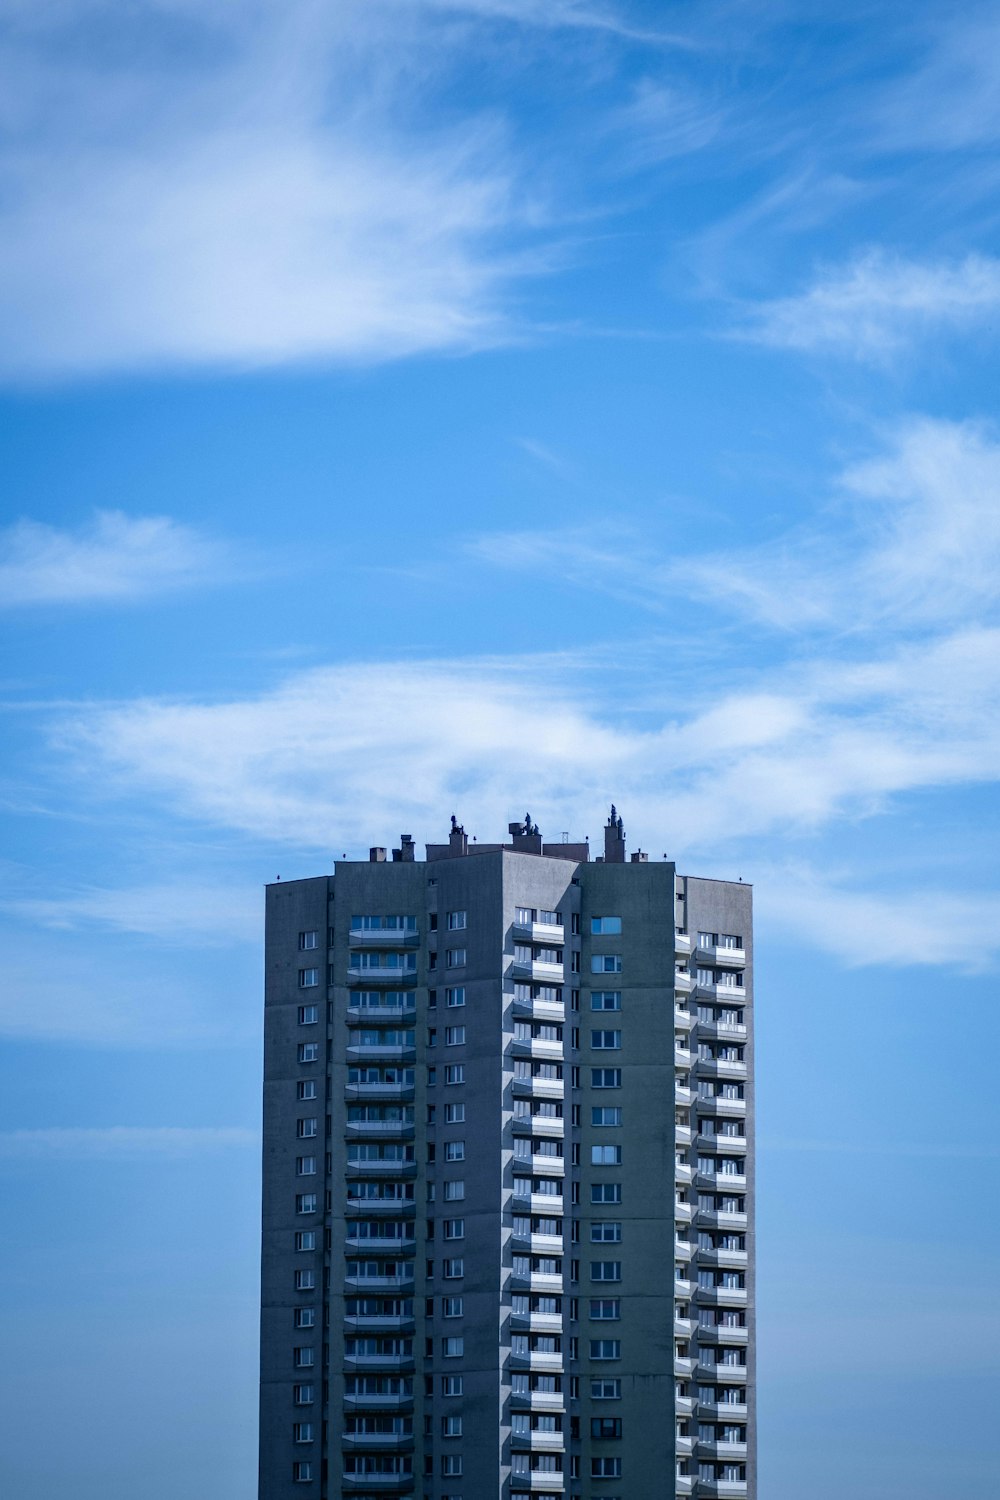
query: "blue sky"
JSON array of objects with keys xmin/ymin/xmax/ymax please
[{"xmin": 1, "ymin": 1, "xmax": 999, "ymax": 1495}]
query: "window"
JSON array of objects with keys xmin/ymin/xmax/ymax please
[
  {"xmin": 444, "ymin": 1065, "xmax": 465, "ymax": 1085},
  {"xmin": 443, "ymin": 1181, "xmax": 465, "ymax": 1202},
  {"xmin": 297, "ymin": 1118, "xmax": 318, "ymax": 1138},
  {"xmin": 589, "ymin": 1299, "xmax": 620, "ymax": 1319},
  {"xmin": 589, "ymin": 1340, "xmax": 621, "ymax": 1360},
  {"xmin": 591, "ymin": 917, "xmax": 622, "ymax": 935},
  {"xmin": 446, "ymin": 987, "xmax": 466, "ymax": 1008},
  {"xmin": 297, "ymin": 1081, "xmax": 317, "ymax": 1101},
  {"xmin": 443, "ymin": 1258, "xmax": 464, "ymax": 1278},
  {"xmin": 443, "ymin": 1219, "xmax": 465, "ymax": 1240},
  {"xmin": 447, "ymin": 911, "xmax": 467, "ymax": 930},
  {"xmin": 591, "ymin": 1145, "xmax": 621, "ymax": 1165},
  {"xmin": 444, "ymin": 1140, "xmax": 465, "ymax": 1163},
  {"xmin": 296, "ymin": 1194, "xmax": 318, "ymax": 1214},
  {"xmin": 591, "ymin": 1222, "xmax": 622, "ymax": 1242},
  {"xmin": 446, "ymin": 949, "xmax": 467, "ymax": 968},
  {"xmin": 350, "ymin": 915, "xmax": 417, "ymax": 932},
  {"xmin": 298, "ymin": 930, "xmax": 319, "ymax": 951},
  {"xmin": 293, "ymin": 1346, "xmax": 314, "ymax": 1368},
  {"xmin": 591, "ymin": 1261, "xmax": 621, "ymax": 1282},
  {"xmin": 442, "ymin": 1337, "xmax": 464, "ymax": 1358},
  {"xmin": 591, "ymin": 1030, "xmax": 621, "ymax": 1050},
  {"xmin": 591, "ymin": 1068, "xmax": 621, "ymax": 1088},
  {"xmin": 298, "ymin": 1004, "xmax": 319, "ymax": 1025},
  {"xmin": 591, "ymin": 1456, "xmax": 622, "ymax": 1477},
  {"xmin": 591, "ymin": 1107, "xmax": 622, "ymax": 1126},
  {"xmin": 445, "ymin": 1026, "xmax": 466, "ymax": 1046},
  {"xmin": 591, "ymin": 991, "xmax": 621, "ymax": 1010},
  {"xmin": 292, "ymin": 1460, "xmax": 313, "ymax": 1482},
  {"xmin": 591, "ymin": 1183, "xmax": 621, "ymax": 1204},
  {"xmin": 298, "ymin": 969, "xmax": 319, "ymax": 988},
  {"xmin": 444, "ymin": 1103, "xmax": 465, "ymax": 1124},
  {"xmin": 294, "ymin": 1307, "xmax": 315, "ymax": 1328},
  {"xmin": 591, "ymin": 1417, "xmax": 622, "ymax": 1440},
  {"xmin": 441, "ymin": 1455, "xmax": 463, "ymax": 1476},
  {"xmin": 442, "ymin": 1415, "xmax": 463, "ymax": 1437},
  {"xmin": 295, "ymin": 1232, "xmax": 316, "ymax": 1252},
  {"xmin": 298, "ymin": 1043, "xmax": 319, "ymax": 1064},
  {"xmin": 442, "ymin": 1296, "xmax": 463, "ymax": 1318},
  {"xmin": 293, "ymin": 1422, "xmax": 313, "ymax": 1442},
  {"xmin": 296, "ymin": 1156, "xmax": 316, "ymax": 1176},
  {"xmin": 591, "ymin": 1378, "xmax": 621, "ymax": 1399},
  {"xmin": 591, "ymin": 955, "xmax": 622, "ymax": 974},
  {"xmin": 442, "ymin": 1375, "xmax": 463, "ymax": 1396},
  {"xmin": 293, "ymin": 1384, "xmax": 315, "ymax": 1405}
]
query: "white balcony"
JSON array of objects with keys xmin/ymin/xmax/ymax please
[
  {"xmin": 697, "ymin": 1402, "xmax": 748, "ymax": 1422},
  {"xmin": 674, "ymin": 1200, "xmax": 694, "ymax": 1225},
  {"xmin": 676, "ymin": 1124, "xmax": 693, "ymax": 1148},
  {"xmin": 513, "ymin": 920, "xmax": 565, "ymax": 944},
  {"xmin": 511, "ymin": 959, "xmax": 565, "ymax": 984},
  {"xmin": 512, "ymin": 1076, "xmax": 564, "ymax": 1103},
  {"xmin": 347, "ymin": 965, "xmax": 418, "ymax": 986},
  {"xmin": 697, "ymin": 1442, "xmax": 748, "ymax": 1462},
  {"xmin": 675, "ymin": 931, "xmax": 693, "ymax": 955},
  {"xmin": 674, "ymin": 1355, "xmax": 695, "ymax": 1377},
  {"xmin": 695, "ymin": 1481, "xmax": 747, "ymax": 1498},
  {"xmin": 513, "ymin": 997, "xmax": 565, "ymax": 1024},
  {"xmin": 345, "ymin": 1120, "xmax": 415, "ymax": 1140},
  {"xmin": 676, "ymin": 1477, "xmax": 694, "ymax": 1496},
  {"xmin": 675, "ymin": 1084, "xmax": 693, "ymax": 1107},
  {"xmin": 343, "ymin": 1392, "xmax": 413, "ymax": 1413},
  {"xmin": 674, "ymin": 971, "xmax": 694, "ymax": 995},
  {"xmin": 696, "ymin": 942, "xmax": 745, "ymax": 967},
  {"xmin": 512, "ymin": 1113, "xmax": 564, "ymax": 1139},
  {"xmin": 675, "ymin": 1161, "xmax": 693, "ymax": 1185},
  {"xmin": 675, "ymin": 1046, "xmax": 693, "ymax": 1068},
  {"xmin": 511, "ymin": 1038, "xmax": 564, "ymax": 1062},
  {"xmin": 347, "ymin": 1004, "xmax": 416, "ymax": 1026},
  {"xmin": 695, "ymin": 1210, "xmax": 748, "ymax": 1233},
  {"xmin": 697, "ymin": 1020, "xmax": 748, "ymax": 1042},
  {"xmin": 675, "ymin": 1434, "xmax": 695, "ymax": 1457},
  {"xmin": 347, "ymin": 1044, "xmax": 416, "ymax": 1064},
  {"xmin": 696, "ymin": 1172, "xmax": 746, "ymax": 1194},
  {"xmin": 675, "ymin": 1007, "xmax": 695, "ymax": 1032},
  {"xmin": 696, "ymin": 1321, "xmax": 749, "ymax": 1344},
  {"xmin": 699, "ymin": 1134, "xmax": 748, "ymax": 1156},
  {"xmin": 344, "ymin": 1236, "xmax": 416, "ymax": 1257},
  {"xmin": 695, "ymin": 1059, "xmax": 746, "ymax": 1082},
  {"xmin": 349, "ymin": 929, "xmax": 419, "ymax": 948},
  {"xmin": 526, "ymin": 1469, "xmax": 564, "ymax": 1491},
  {"xmin": 509, "ymin": 1389, "xmax": 565, "ymax": 1414},
  {"xmin": 696, "ymin": 981, "xmax": 746, "ymax": 1002},
  {"xmin": 701, "ymin": 1094, "xmax": 745, "ymax": 1118},
  {"xmin": 341, "ymin": 1430, "xmax": 414, "ymax": 1450}
]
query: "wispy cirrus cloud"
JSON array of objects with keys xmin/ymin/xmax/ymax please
[
  {"xmin": 1, "ymin": 881, "xmax": 258, "ymax": 944},
  {"xmin": 0, "ymin": 1, "xmax": 556, "ymax": 382},
  {"xmin": 0, "ymin": 1127, "xmax": 257, "ymax": 1160},
  {"xmin": 471, "ymin": 417, "xmax": 1000, "ymax": 632},
  {"xmin": 737, "ymin": 250, "xmax": 1000, "ymax": 361},
  {"xmin": 0, "ymin": 511, "xmax": 231, "ymax": 607}
]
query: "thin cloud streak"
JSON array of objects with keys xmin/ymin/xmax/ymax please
[
  {"xmin": 0, "ymin": 0, "xmax": 552, "ymax": 381},
  {"xmin": 471, "ymin": 417, "xmax": 1000, "ymax": 632},
  {"xmin": 0, "ymin": 511, "xmax": 231, "ymax": 607},
  {"xmin": 0, "ymin": 1127, "xmax": 259, "ymax": 1160},
  {"xmin": 736, "ymin": 250, "xmax": 1000, "ymax": 361}
]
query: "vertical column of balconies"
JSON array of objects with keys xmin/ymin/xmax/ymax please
[
  {"xmin": 342, "ymin": 919, "xmax": 419, "ymax": 1497},
  {"xmin": 684, "ymin": 909, "xmax": 750, "ymax": 1500},
  {"xmin": 508, "ymin": 908, "xmax": 568, "ymax": 1499},
  {"xmin": 673, "ymin": 913, "xmax": 697, "ymax": 1497}
]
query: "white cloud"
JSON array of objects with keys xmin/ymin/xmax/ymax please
[
  {"xmin": 0, "ymin": 511, "xmax": 228, "ymax": 606},
  {"xmin": 874, "ymin": 13, "xmax": 1000, "ymax": 152},
  {"xmin": 472, "ymin": 417, "xmax": 1000, "ymax": 633},
  {"xmin": 2, "ymin": 881, "xmax": 259, "ymax": 944},
  {"xmin": 756, "ymin": 868, "xmax": 1000, "ymax": 971},
  {"xmin": 739, "ymin": 250, "xmax": 1000, "ymax": 360},
  {"xmin": 0, "ymin": 0, "xmax": 553, "ymax": 380},
  {"xmin": 54, "ymin": 624, "xmax": 1000, "ymax": 867},
  {"xmin": 0, "ymin": 1127, "xmax": 258, "ymax": 1160},
  {"xmin": 0, "ymin": 929, "xmax": 254, "ymax": 1045}
]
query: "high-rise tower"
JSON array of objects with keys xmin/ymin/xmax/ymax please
[{"xmin": 259, "ymin": 810, "xmax": 754, "ymax": 1500}]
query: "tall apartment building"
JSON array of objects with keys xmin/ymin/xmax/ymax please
[{"xmin": 259, "ymin": 810, "xmax": 754, "ymax": 1500}]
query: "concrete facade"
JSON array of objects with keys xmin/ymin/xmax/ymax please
[{"xmin": 259, "ymin": 812, "xmax": 754, "ymax": 1500}]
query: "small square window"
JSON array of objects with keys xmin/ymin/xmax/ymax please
[
  {"xmin": 296, "ymin": 1156, "xmax": 317, "ymax": 1176},
  {"xmin": 443, "ymin": 1258, "xmax": 464, "ymax": 1278},
  {"xmin": 297, "ymin": 1081, "xmax": 317, "ymax": 1100},
  {"xmin": 444, "ymin": 1064, "xmax": 465, "ymax": 1085},
  {"xmin": 292, "ymin": 1459, "xmax": 313, "ymax": 1481},
  {"xmin": 292, "ymin": 1384, "xmax": 314, "ymax": 1405},
  {"xmin": 443, "ymin": 1219, "xmax": 465, "ymax": 1240},
  {"xmin": 294, "ymin": 1307, "xmax": 315, "ymax": 1328},
  {"xmin": 444, "ymin": 1103, "xmax": 465, "ymax": 1124},
  {"xmin": 442, "ymin": 1414, "xmax": 463, "ymax": 1436},
  {"xmin": 446, "ymin": 987, "xmax": 466, "ymax": 1007},
  {"xmin": 297, "ymin": 1043, "xmax": 319, "ymax": 1064},
  {"xmin": 591, "ymin": 954, "xmax": 623, "ymax": 974},
  {"xmin": 297, "ymin": 1118, "xmax": 318, "ymax": 1138},
  {"xmin": 445, "ymin": 1026, "xmax": 466, "ymax": 1046},
  {"xmin": 591, "ymin": 916, "xmax": 622, "ymax": 935},
  {"xmin": 295, "ymin": 1232, "xmax": 316, "ymax": 1252},
  {"xmin": 298, "ymin": 969, "xmax": 319, "ymax": 988},
  {"xmin": 445, "ymin": 1141, "xmax": 465, "ymax": 1162},
  {"xmin": 447, "ymin": 911, "xmax": 468, "ymax": 931},
  {"xmin": 442, "ymin": 1296, "xmax": 463, "ymax": 1317},
  {"xmin": 591, "ymin": 1145, "xmax": 622, "ymax": 1166},
  {"xmin": 443, "ymin": 1180, "xmax": 465, "ymax": 1201},
  {"xmin": 442, "ymin": 1336, "xmax": 464, "ymax": 1357},
  {"xmin": 295, "ymin": 1194, "xmax": 318, "ymax": 1214},
  {"xmin": 298, "ymin": 1004, "xmax": 319, "ymax": 1025},
  {"xmin": 446, "ymin": 948, "xmax": 467, "ymax": 968},
  {"xmin": 298, "ymin": 931, "xmax": 318, "ymax": 950},
  {"xmin": 442, "ymin": 1374, "xmax": 463, "ymax": 1395}
]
